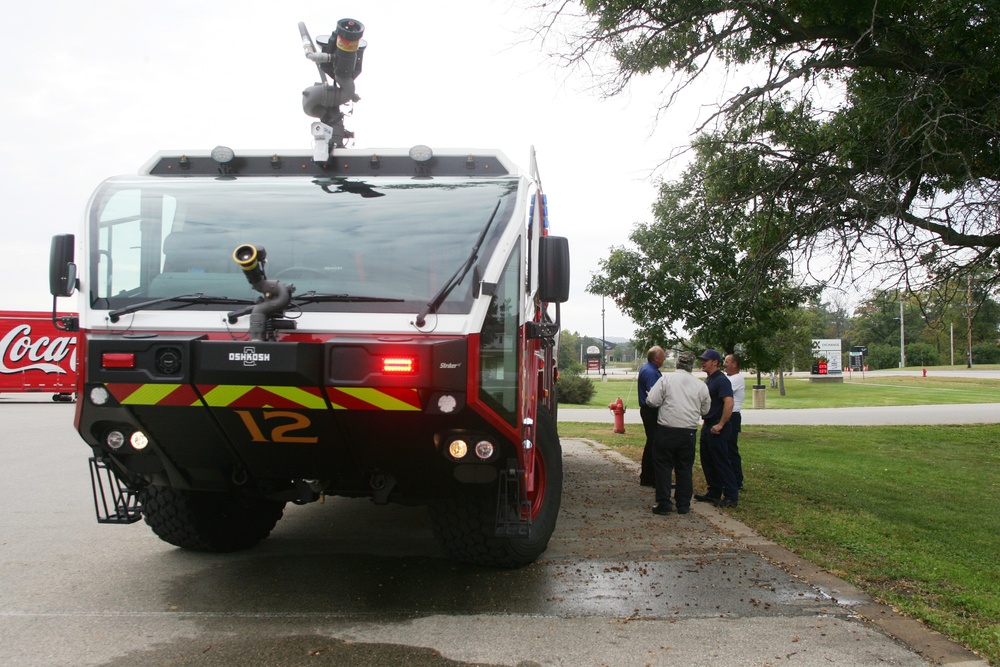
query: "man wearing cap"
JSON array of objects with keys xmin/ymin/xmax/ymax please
[
  {"xmin": 645, "ymin": 351, "xmax": 711, "ymax": 515},
  {"xmin": 696, "ymin": 348, "xmax": 739, "ymax": 507}
]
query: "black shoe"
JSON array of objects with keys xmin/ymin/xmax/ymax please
[
  {"xmin": 694, "ymin": 494, "xmax": 719, "ymax": 503},
  {"xmin": 676, "ymin": 507, "xmax": 690, "ymax": 514},
  {"xmin": 651, "ymin": 504, "xmax": 674, "ymax": 515},
  {"xmin": 716, "ymin": 499, "xmax": 738, "ymax": 508}
]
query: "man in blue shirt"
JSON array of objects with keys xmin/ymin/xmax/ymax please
[
  {"xmin": 694, "ymin": 349, "xmax": 739, "ymax": 507},
  {"xmin": 638, "ymin": 346, "xmax": 666, "ymax": 486}
]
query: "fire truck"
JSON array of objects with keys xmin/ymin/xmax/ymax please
[{"xmin": 47, "ymin": 19, "xmax": 570, "ymax": 568}]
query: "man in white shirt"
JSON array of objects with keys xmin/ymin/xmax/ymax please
[
  {"xmin": 644, "ymin": 351, "xmax": 711, "ymax": 515},
  {"xmin": 724, "ymin": 353, "xmax": 746, "ymax": 490}
]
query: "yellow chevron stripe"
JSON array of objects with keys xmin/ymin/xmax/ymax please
[
  {"xmin": 261, "ymin": 386, "xmax": 328, "ymax": 409},
  {"xmin": 334, "ymin": 387, "xmax": 421, "ymax": 411},
  {"xmin": 120, "ymin": 384, "xmax": 184, "ymax": 405},
  {"xmin": 200, "ymin": 385, "xmax": 253, "ymax": 406}
]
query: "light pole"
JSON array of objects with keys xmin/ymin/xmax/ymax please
[{"xmin": 601, "ymin": 294, "xmax": 606, "ymax": 377}]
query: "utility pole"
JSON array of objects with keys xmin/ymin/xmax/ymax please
[
  {"xmin": 967, "ymin": 277, "xmax": 973, "ymax": 368},
  {"xmin": 899, "ymin": 298, "xmax": 906, "ymax": 368},
  {"xmin": 950, "ymin": 322, "xmax": 954, "ymax": 366}
]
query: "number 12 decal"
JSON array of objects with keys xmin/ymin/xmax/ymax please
[{"xmin": 235, "ymin": 410, "xmax": 318, "ymax": 443}]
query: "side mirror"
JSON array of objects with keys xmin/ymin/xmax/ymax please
[
  {"xmin": 538, "ymin": 235, "xmax": 570, "ymax": 303},
  {"xmin": 49, "ymin": 234, "xmax": 77, "ymax": 297}
]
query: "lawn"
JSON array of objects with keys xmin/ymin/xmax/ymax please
[
  {"xmin": 558, "ymin": 421, "xmax": 1000, "ymax": 665},
  {"xmin": 567, "ymin": 372, "xmax": 1000, "ymax": 410}
]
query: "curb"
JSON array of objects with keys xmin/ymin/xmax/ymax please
[{"xmin": 579, "ymin": 438, "xmax": 989, "ymax": 667}]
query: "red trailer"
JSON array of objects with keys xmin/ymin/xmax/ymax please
[{"xmin": 0, "ymin": 311, "xmax": 77, "ymax": 400}]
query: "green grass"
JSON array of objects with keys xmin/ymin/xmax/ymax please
[
  {"xmin": 567, "ymin": 373, "xmax": 1000, "ymax": 409},
  {"xmin": 558, "ymin": 421, "xmax": 1000, "ymax": 665}
]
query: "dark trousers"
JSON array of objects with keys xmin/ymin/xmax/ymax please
[
  {"xmin": 730, "ymin": 411, "xmax": 743, "ymax": 488},
  {"xmin": 700, "ymin": 421, "xmax": 738, "ymax": 501},
  {"xmin": 639, "ymin": 405, "xmax": 658, "ymax": 484},
  {"xmin": 653, "ymin": 425, "xmax": 696, "ymax": 509}
]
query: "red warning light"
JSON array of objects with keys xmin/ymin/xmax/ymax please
[
  {"xmin": 382, "ymin": 356, "xmax": 417, "ymax": 374},
  {"xmin": 102, "ymin": 352, "xmax": 136, "ymax": 369}
]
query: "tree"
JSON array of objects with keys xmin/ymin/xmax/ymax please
[
  {"xmin": 558, "ymin": 330, "xmax": 585, "ymax": 374},
  {"xmin": 587, "ymin": 138, "xmax": 818, "ymax": 371},
  {"xmin": 548, "ymin": 0, "xmax": 1000, "ymax": 300}
]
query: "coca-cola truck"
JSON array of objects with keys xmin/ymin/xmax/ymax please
[
  {"xmin": 45, "ymin": 18, "xmax": 570, "ymax": 567},
  {"xmin": 0, "ymin": 311, "xmax": 76, "ymax": 400}
]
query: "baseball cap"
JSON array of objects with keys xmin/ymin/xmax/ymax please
[
  {"xmin": 676, "ymin": 351, "xmax": 695, "ymax": 370},
  {"xmin": 698, "ymin": 348, "xmax": 722, "ymax": 362}
]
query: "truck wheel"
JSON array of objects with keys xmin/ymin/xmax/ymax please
[
  {"xmin": 140, "ymin": 485, "xmax": 285, "ymax": 553},
  {"xmin": 429, "ymin": 406, "xmax": 563, "ymax": 568}
]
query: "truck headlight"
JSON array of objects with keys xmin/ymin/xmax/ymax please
[
  {"xmin": 447, "ymin": 439, "xmax": 468, "ymax": 460},
  {"xmin": 130, "ymin": 431, "xmax": 149, "ymax": 451}
]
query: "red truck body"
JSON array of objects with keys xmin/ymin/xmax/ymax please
[{"xmin": 0, "ymin": 311, "xmax": 77, "ymax": 395}]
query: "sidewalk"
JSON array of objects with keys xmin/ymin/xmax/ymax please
[{"xmin": 556, "ymin": 437, "xmax": 989, "ymax": 666}]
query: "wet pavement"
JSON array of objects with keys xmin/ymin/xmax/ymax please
[{"xmin": 0, "ymin": 401, "xmax": 987, "ymax": 666}]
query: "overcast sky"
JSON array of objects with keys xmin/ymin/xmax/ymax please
[{"xmin": 0, "ymin": 0, "xmax": 723, "ymax": 341}]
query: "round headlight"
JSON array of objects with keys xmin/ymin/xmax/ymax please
[
  {"xmin": 211, "ymin": 145, "xmax": 235, "ymax": 164},
  {"xmin": 408, "ymin": 144, "xmax": 433, "ymax": 162},
  {"xmin": 106, "ymin": 430, "xmax": 125, "ymax": 450},
  {"xmin": 130, "ymin": 431, "xmax": 149, "ymax": 451},
  {"xmin": 474, "ymin": 440, "xmax": 495, "ymax": 460},
  {"xmin": 447, "ymin": 439, "xmax": 468, "ymax": 459}
]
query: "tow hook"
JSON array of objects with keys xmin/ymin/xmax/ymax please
[{"xmin": 370, "ymin": 470, "xmax": 396, "ymax": 505}]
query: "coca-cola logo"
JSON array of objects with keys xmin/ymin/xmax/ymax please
[{"xmin": 0, "ymin": 324, "xmax": 76, "ymax": 375}]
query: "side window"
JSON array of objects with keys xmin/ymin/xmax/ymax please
[
  {"xmin": 95, "ymin": 190, "xmax": 176, "ymax": 299},
  {"xmin": 479, "ymin": 245, "xmax": 521, "ymax": 424}
]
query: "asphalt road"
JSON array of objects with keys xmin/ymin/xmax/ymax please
[
  {"xmin": 563, "ymin": 369, "xmax": 1000, "ymax": 426},
  {"xmin": 0, "ymin": 398, "xmax": 987, "ymax": 666}
]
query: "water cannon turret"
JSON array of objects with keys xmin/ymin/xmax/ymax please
[
  {"xmin": 299, "ymin": 19, "xmax": 367, "ymax": 162},
  {"xmin": 231, "ymin": 244, "xmax": 295, "ymax": 341}
]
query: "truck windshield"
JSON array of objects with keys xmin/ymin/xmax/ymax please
[{"xmin": 88, "ymin": 176, "xmax": 519, "ymax": 315}]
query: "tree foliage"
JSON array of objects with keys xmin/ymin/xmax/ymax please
[
  {"xmin": 553, "ymin": 0, "xmax": 1000, "ymax": 298},
  {"xmin": 587, "ymin": 138, "xmax": 819, "ymax": 371}
]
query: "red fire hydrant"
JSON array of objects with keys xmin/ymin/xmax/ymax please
[
  {"xmin": 608, "ymin": 397, "xmax": 626, "ymax": 434},
  {"xmin": 923, "ymin": 367, "xmax": 927, "ymax": 377}
]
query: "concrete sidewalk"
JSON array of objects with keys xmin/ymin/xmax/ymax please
[{"xmin": 562, "ymin": 438, "xmax": 988, "ymax": 666}]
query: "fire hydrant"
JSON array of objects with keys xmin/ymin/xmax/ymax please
[
  {"xmin": 608, "ymin": 397, "xmax": 626, "ymax": 434},
  {"xmin": 923, "ymin": 367, "xmax": 927, "ymax": 377}
]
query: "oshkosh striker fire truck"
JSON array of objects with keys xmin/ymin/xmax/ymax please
[{"xmin": 48, "ymin": 19, "xmax": 570, "ymax": 567}]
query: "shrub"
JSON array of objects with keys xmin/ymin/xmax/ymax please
[
  {"xmin": 557, "ymin": 375, "xmax": 595, "ymax": 405},
  {"xmin": 864, "ymin": 343, "xmax": 900, "ymax": 370},
  {"xmin": 905, "ymin": 342, "xmax": 939, "ymax": 367},
  {"xmin": 972, "ymin": 342, "xmax": 1000, "ymax": 365}
]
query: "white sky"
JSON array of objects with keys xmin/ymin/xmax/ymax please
[{"xmin": 0, "ymin": 0, "xmax": 720, "ymax": 341}]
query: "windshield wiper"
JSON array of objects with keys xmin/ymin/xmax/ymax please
[
  {"xmin": 293, "ymin": 291, "xmax": 404, "ymax": 304},
  {"xmin": 108, "ymin": 293, "xmax": 256, "ymax": 323},
  {"xmin": 415, "ymin": 198, "xmax": 502, "ymax": 327},
  {"xmin": 225, "ymin": 291, "xmax": 404, "ymax": 324}
]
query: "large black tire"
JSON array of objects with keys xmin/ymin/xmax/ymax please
[
  {"xmin": 140, "ymin": 485, "xmax": 285, "ymax": 553},
  {"xmin": 429, "ymin": 406, "xmax": 563, "ymax": 568}
]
